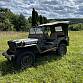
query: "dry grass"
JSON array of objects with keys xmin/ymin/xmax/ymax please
[{"xmin": 0, "ymin": 31, "xmax": 28, "ymax": 51}]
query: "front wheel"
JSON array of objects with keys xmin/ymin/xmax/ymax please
[
  {"xmin": 56, "ymin": 44, "xmax": 67, "ymax": 56},
  {"xmin": 16, "ymin": 52, "xmax": 35, "ymax": 69}
]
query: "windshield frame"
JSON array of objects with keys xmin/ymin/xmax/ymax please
[{"xmin": 29, "ymin": 27, "xmax": 43, "ymax": 35}]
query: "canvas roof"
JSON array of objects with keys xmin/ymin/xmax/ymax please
[{"xmin": 39, "ymin": 21, "xmax": 69, "ymax": 27}]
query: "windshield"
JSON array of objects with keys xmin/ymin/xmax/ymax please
[{"xmin": 29, "ymin": 28, "xmax": 43, "ymax": 34}]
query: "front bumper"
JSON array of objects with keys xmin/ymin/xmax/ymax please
[{"xmin": 2, "ymin": 51, "xmax": 15, "ymax": 61}]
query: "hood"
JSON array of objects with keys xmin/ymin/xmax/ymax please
[
  {"xmin": 13, "ymin": 38, "xmax": 38, "ymax": 44},
  {"xmin": 8, "ymin": 38, "xmax": 38, "ymax": 48}
]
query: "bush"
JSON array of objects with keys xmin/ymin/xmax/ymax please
[{"xmin": 68, "ymin": 24, "xmax": 83, "ymax": 31}]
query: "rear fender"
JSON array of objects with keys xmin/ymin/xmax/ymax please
[{"xmin": 59, "ymin": 40, "xmax": 68, "ymax": 46}]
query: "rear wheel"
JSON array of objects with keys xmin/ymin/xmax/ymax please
[
  {"xmin": 56, "ymin": 43, "xmax": 67, "ymax": 56},
  {"xmin": 16, "ymin": 51, "xmax": 35, "ymax": 68}
]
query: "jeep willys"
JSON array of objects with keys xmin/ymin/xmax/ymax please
[{"xmin": 2, "ymin": 21, "xmax": 69, "ymax": 68}]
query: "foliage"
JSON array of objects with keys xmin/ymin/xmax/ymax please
[
  {"xmin": 32, "ymin": 8, "xmax": 38, "ymax": 26},
  {"xmin": 0, "ymin": 8, "xmax": 14, "ymax": 31},
  {"xmin": 49, "ymin": 18, "xmax": 83, "ymax": 31},
  {"xmin": 0, "ymin": 8, "xmax": 30, "ymax": 31},
  {"xmin": 11, "ymin": 14, "xmax": 28, "ymax": 31},
  {"xmin": 1, "ymin": 7, "xmax": 83, "ymax": 31},
  {"xmin": 32, "ymin": 8, "xmax": 48, "ymax": 26},
  {"xmin": 49, "ymin": 18, "xmax": 83, "ymax": 24},
  {"xmin": 38, "ymin": 15, "xmax": 48, "ymax": 24},
  {"xmin": 0, "ymin": 8, "xmax": 48, "ymax": 31},
  {"xmin": 39, "ymin": 15, "xmax": 43, "ymax": 24},
  {"xmin": 68, "ymin": 23, "xmax": 83, "ymax": 31}
]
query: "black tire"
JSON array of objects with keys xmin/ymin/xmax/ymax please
[
  {"xmin": 56, "ymin": 43, "xmax": 67, "ymax": 56},
  {"xmin": 16, "ymin": 51, "xmax": 35, "ymax": 69}
]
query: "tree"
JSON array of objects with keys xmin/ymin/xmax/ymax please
[
  {"xmin": 39, "ymin": 15, "xmax": 48, "ymax": 24},
  {"xmin": 0, "ymin": 8, "xmax": 48, "ymax": 31},
  {"xmin": 11, "ymin": 14, "xmax": 27, "ymax": 31},
  {"xmin": 0, "ymin": 19, "xmax": 13, "ymax": 31},
  {"xmin": 39, "ymin": 15, "xmax": 43, "ymax": 24},
  {"xmin": 11, "ymin": 14, "xmax": 19, "ymax": 31},
  {"xmin": 0, "ymin": 8, "xmax": 15, "ymax": 31},
  {"xmin": 18, "ymin": 14, "xmax": 27, "ymax": 31},
  {"xmin": 32, "ymin": 8, "xmax": 38, "ymax": 26},
  {"xmin": 32, "ymin": 8, "xmax": 36, "ymax": 26},
  {"xmin": 43, "ymin": 16, "xmax": 48, "ymax": 23},
  {"xmin": 35, "ymin": 11, "xmax": 38, "ymax": 25},
  {"xmin": 28, "ymin": 16, "xmax": 32, "ymax": 23}
]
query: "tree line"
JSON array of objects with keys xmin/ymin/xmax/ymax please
[
  {"xmin": 0, "ymin": 7, "xmax": 83, "ymax": 31},
  {"xmin": 0, "ymin": 8, "xmax": 48, "ymax": 31}
]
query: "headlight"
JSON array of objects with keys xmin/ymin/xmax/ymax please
[
  {"xmin": 17, "ymin": 41, "xmax": 25, "ymax": 47},
  {"xmin": 8, "ymin": 41, "xmax": 16, "ymax": 48}
]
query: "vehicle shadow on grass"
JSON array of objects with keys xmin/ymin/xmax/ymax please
[
  {"xmin": 35, "ymin": 52, "xmax": 62, "ymax": 67},
  {"xmin": 0, "ymin": 52, "xmax": 62, "ymax": 76}
]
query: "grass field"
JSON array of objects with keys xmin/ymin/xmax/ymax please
[{"xmin": 0, "ymin": 31, "xmax": 83, "ymax": 83}]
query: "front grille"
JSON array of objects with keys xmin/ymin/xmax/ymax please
[{"xmin": 8, "ymin": 41, "xmax": 16, "ymax": 49}]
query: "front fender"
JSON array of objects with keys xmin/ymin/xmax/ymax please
[{"xmin": 16, "ymin": 44, "xmax": 40, "ymax": 55}]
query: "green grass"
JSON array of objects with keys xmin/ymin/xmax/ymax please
[{"xmin": 0, "ymin": 31, "xmax": 83, "ymax": 83}]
